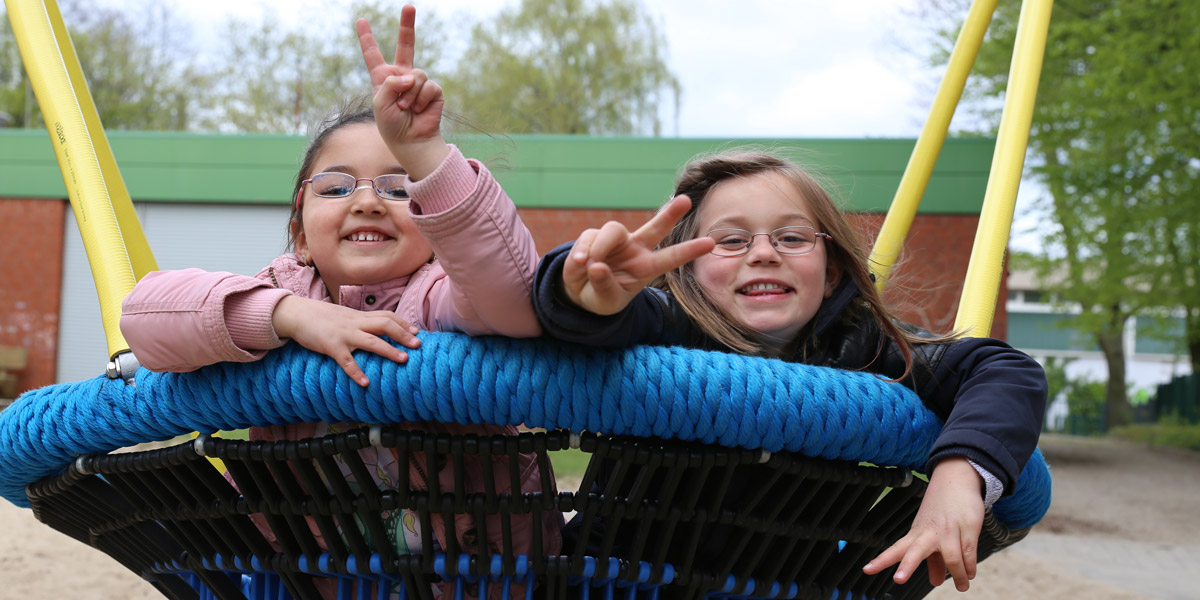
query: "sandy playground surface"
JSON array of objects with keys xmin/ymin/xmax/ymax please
[{"xmin": 2, "ymin": 434, "xmax": 1198, "ymax": 600}]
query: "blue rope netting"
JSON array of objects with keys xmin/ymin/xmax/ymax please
[{"xmin": 0, "ymin": 331, "xmax": 1050, "ymax": 527}]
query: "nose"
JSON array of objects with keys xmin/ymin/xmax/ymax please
[
  {"xmin": 745, "ymin": 233, "xmax": 781, "ymax": 263},
  {"xmin": 349, "ymin": 181, "xmax": 385, "ymax": 213}
]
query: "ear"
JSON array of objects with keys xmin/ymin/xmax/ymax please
[
  {"xmin": 823, "ymin": 262, "xmax": 842, "ymax": 298},
  {"xmin": 293, "ymin": 226, "xmax": 309, "ymax": 265}
]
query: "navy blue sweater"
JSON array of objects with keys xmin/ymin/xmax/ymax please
[{"xmin": 533, "ymin": 243, "xmax": 1048, "ymax": 494}]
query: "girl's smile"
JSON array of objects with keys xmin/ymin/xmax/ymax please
[
  {"xmin": 692, "ymin": 172, "xmax": 839, "ymax": 353},
  {"xmin": 343, "ymin": 228, "xmax": 393, "ymax": 243},
  {"xmin": 737, "ymin": 278, "xmax": 794, "ymax": 297},
  {"xmin": 294, "ymin": 123, "xmax": 434, "ymax": 302}
]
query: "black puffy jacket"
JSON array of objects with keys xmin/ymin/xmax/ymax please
[{"xmin": 533, "ymin": 242, "xmax": 1048, "ymax": 490}]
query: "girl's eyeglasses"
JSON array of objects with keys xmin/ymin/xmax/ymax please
[
  {"xmin": 295, "ymin": 172, "xmax": 409, "ymax": 208},
  {"xmin": 706, "ymin": 226, "xmax": 833, "ymax": 257}
]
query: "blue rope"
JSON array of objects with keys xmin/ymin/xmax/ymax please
[{"xmin": 0, "ymin": 332, "xmax": 1049, "ymax": 528}]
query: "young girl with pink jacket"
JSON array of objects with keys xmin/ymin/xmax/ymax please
[{"xmin": 120, "ymin": 7, "xmax": 560, "ymax": 598}]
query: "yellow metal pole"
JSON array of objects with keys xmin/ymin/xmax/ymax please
[
  {"xmin": 954, "ymin": 0, "xmax": 1054, "ymax": 337},
  {"xmin": 870, "ymin": 0, "xmax": 999, "ymax": 290},
  {"xmin": 6, "ymin": 0, "xmax": 157, "ymax": 360}
]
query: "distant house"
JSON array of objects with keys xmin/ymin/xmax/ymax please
[
  {"xmin": 1, "ymin": 131, "xmax": 996, "ymax": 391},
  {"xmin": 1006, "ymin": 267, "xmax": 1192, "ymax": 426}
]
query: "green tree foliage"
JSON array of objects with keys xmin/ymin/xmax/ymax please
[
  {"xmin": 0, "ymin": 13, "xmax": 29, "ymax": 127},
  {"xmin": 208, "ymin": 1, "xmax": 451, "ymax": 134},
  {"xmin": 927, "ymin": 0, "xmax": 1200, "ymax": 426},
  {"xmin": 444, "ymin": 0, "xmax": 679, "ymax": 135},
  {"xmin": 1, "ymin": 2, "xmax": 210, "ymax": 130}
]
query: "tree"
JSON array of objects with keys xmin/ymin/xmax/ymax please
[
  {"xmin": 1, "ymin": 2, "xmax": 209, "ymax": 130},
  {"xmin": 0, "ymin": 11, "xmax": 29, "ymax": 127},
  {"xmin": 209, "ymin": 0, "xmax": 451, "ymax": 134},
  {"xmin": 444, "ymin": 0, "xmax": 679, "ymax": 135},
  {"xmin": 923, "ymin": 0, "xmax": 1200, "ymax": 426}
]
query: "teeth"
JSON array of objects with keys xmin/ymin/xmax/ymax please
[
  {"xmin": 348, "ymin": 232, "xmax": 386, "ymax": 242},
  {"xmin": 741, "ymin": 282, "xmax": 788, "ymax": 293}
]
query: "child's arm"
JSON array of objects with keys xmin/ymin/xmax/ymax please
[
  {"xmin": 355, "ymin": 9, "xmax": 536, "ymax": 337},
  {"xmin": 863, "ymin": 338, "xmax": 1047, "ymax": 591},
  {"xmin": 121, "ymin": 268, "xmax": 292, "ymax": 372},
  {"xmin": 121, "ymin": 263, "xmax": 421, "ymax": 384},
  {"xmin": 862, "ymin": 457, "xmax": 986, "ymax": 592}
]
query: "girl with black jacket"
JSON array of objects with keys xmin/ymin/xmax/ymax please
[{"xmin": 532, "ymin": 149, "xmax": 1047, "ymax": 593}]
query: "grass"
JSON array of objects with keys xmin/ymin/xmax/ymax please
[
  {"xmin": 1109, "ymin": 423, "xmax": 1200, "ymax": 452},
  {"xmin": 548, "ymin": 447, "xmax": 591, "ymax": 480}
]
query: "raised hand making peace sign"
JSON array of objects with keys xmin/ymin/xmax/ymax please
[
  {"xmin": 563, "ymin": 195, "xmax": 716, "ymax": 315},
  {"xmin": 356, "ymin": 5, "xmax": 448, "ymax": 181}
]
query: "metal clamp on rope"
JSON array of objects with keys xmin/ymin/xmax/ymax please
[{"xmin": 106, "ymin": 350, "xmax": 142, "ymax": 385}]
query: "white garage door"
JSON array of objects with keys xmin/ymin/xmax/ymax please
[{"xmin": 56, "ymin": 202, "xmax": 290, "ymax": 383}]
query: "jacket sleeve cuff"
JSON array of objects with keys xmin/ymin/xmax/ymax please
[
  {"xmin": 224, "ymin": 287, "xmax": 292, "ymax": 351},
  {"xmin": 405, "ymin": 145, "xmax": 477, "ymax": 216},
  {"xmin": 968, "ymin": 459, "xmax": 1004, "ymax": 508}
]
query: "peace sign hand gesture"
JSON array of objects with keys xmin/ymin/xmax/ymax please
[
  {"xmin": 356, "ymin": 5, "xmax": 448, "ymax": 180},
  {"xmin": 563, "ymin": 195, "xmax": 716, "ymax": 315}
]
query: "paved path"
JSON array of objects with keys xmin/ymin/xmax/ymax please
[
  {"xmin": 930, "ymin": 434, "xmax": 1200, "ymax": 600},
  {"xmin": 1009, "ymin": 533, "xmax": 1200, "ymax": 600}
]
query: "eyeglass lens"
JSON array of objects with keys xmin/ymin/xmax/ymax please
[
  {"xmin": 707, "ymin": 226, "xmax": 820, "ymax": 256},
  {"xmin": 311, "ymin": 172, "xmax": 408, "ymax": 200}
]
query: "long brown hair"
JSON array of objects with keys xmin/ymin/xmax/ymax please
[{"xmin": 654, "ymin": 148, "xmax": 932, "ymax": 376}]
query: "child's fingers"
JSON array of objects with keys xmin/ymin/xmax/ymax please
[
  {"xmin": 337, "ymin": 353, "xmax": 371, "ymax": 387},
  {"xmin": 961, "ymin": 529, "xmax": 979, "ymax": 580},
  {"xmin": 942, "ymin": 542, "xmax": 970, "ymax": 591},
  {"xmin": 395, "ymin": 70, "xmax": 429, "ymax": 111},
  {"xmin": 862, "ymin": 539, "xmax": 906, "ymax": 575},
  {"xmin": 394, "ymin": 5, "xmax": 417, "ymax": 69},
  {"xmin": 356, "ymin": 19, "xmax": 388, "ymax": 88},
  {"xmin": 587, "ymin": 221, "xmax": 633, "ymax": 263},
  {"xmin": 633, "ymin": 195, "xmax": 691, "ymax": 247},
  {"xmin": 585, "ymin": 262, "xmax": 626, "ymax": 313},
  {"xmin": 378, "ymin": 317, "xmax": 422, "ymax": 350},
  {"xmin": 379, "ymin": 74, "xmax": 416, "ymax": 106},
  {"xmin": 926, "ymin": 553, "xmax": 947, "ymax": 587},
  {"xmin": 570, "ymin": 229, "xmax": 601, "ymax": 264},
  {"xmin": 650, "ymin": 236, "xmax": 714, "ymax": 273},
  {"xmin": 411, "ymin": 79, "xmax": 443, "ymax": 114},
  {"xmin": 359, "ymin": 332, "xmax": 411, "ymax": 365},
  {"xmin": 893, "ymin": 539, "xmax": 935, "ymax": 586}
]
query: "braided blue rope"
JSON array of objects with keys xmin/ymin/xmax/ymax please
[{"xmin": 0, "ymin": 332, "xmax": 1049, "ymax": 528}]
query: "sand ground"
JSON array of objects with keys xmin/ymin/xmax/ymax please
[{"xmin": 2, "ymin": 434, "xmax": 1197, "ymax": 600}]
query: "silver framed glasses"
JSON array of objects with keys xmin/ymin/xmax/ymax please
[
  {"xmin": 296, "ymin": 172, "xmax": 409, "ymax": 206},
  {"xmin": 706, "ymin": 226, "xmax": 833, "ymax": 257}
]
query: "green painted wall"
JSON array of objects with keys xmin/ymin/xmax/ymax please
[
  {"xmin": 0, "ymin": 129, "xmax": 994, "ymax": 212},
  {"xmin": 1010, "ymin": 311, "xmax": 1189, "ymax": 357},
  {"xmin": 1008, "ymin": 312, "xmax": 1099, "ymax": 352}
]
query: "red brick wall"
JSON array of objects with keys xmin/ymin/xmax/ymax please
[
  {"xmin": 851, "ymin": 214, "xmax": 1008, "ymax": 339},
  {"xmin": 0, "ymin": 203, "xmax": 1003, "ymax": 399},
  {"xmin": 519, "ymin": 208, "xmax": 1008, "ymax": 340},
  {"xmin": 0, "ymin": 198, "xmax": 66, "ymax": 394}
]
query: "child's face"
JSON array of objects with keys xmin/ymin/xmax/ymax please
[
  {"xmin": 294, "ymin": 123, "xmax": 433, "ymax": 296},
  {"xmin": 691, "ymin": 172, "xmax": 839, "ymax": 349}
]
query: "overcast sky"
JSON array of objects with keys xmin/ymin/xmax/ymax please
[
  {"xmin": 92, "ymin": 0, "xmax": 1041, "ymax": 249},
  {"xmin": 134, "ymin": 0, "xmax": 953, "ymax": 138}
]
